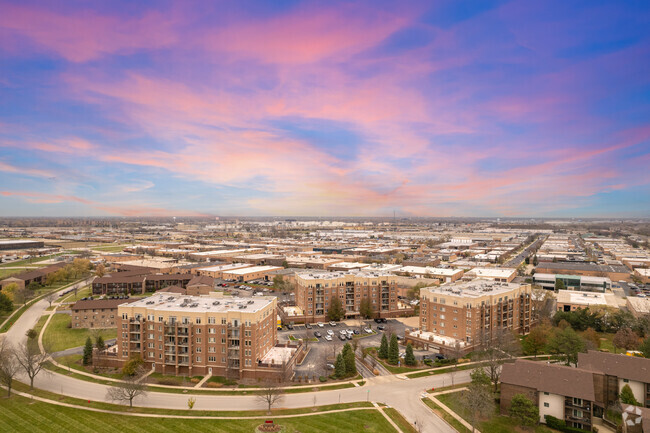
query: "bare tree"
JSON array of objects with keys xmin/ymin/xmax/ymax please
[
  {"xmin": 45, "ymin": 292, "xmax": 58, "ymax": 308},
  {"xmin": 0, "ymin": 340, "xmax": 20, "ymax": 397},
  {"xmin": 460, "ymin": 383, "xmax": 495, "ymax": 433},
  {"xmin": 16, "ymin": 340, "xmax": 50, "ymax": 389},
  {"xmin": 531, "ymin": 286, "xmax": 555, "ymax": 322},
  {"xmin": 256, "ymin": 380, "xmax": 285, "ymax": 413},
  {"xmin": 106, "ymin": 370, "xmax": 148, "ymax": 407},
  {"xmin": 479, "ymin": 330, "xmax": 520, "ymax": 393}
]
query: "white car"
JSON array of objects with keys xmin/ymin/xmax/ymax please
[
  {"xmin": 317, "ymin": 322, "xmax": 325, "ymax": 328},
  {"xmin": 327, "ymin": 329, "xmax": 334, "ymax": 336},
  {"xmin": 324, "ymin": 335, "xmax": 333, "ymax": 341},
  {"xmin": 364, "ymin": 328, "xmax": 373, "ymax": 334}
]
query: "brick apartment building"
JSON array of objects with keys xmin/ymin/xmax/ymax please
[
  {"xmin": 501, "ymin": 353, "xmax": 650, "ymax": 431},
  {"xmin": 116, "ymin": 292, "xmax": 298, "ymax": 380},
  {"xmin": 92, "ymin": 272, "xmax": 212, "ymax": 295},
  {"xmin": 71, "ymin": 298, "xmax": 137, "ymax": 328},
  {"xmin": 407, "ymin": 279, "xmax": 532, "ymax": 353},
  {"xmin": 0, "ymin": 262, "xmax": 66, "ymax": 290},
  {"xmin": 294, "ymin": 270, "xmax": 401, "ymax": 323}
]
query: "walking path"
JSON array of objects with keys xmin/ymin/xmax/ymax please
[
  {"xmin": 427, "ymin": 387, "xmax": 480, "ymax": 433},
  {"xmin": 373, "ymin": 401, "xmax": 404, "ymax": 433}
]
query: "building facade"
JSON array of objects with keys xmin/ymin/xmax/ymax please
[
  {"xmin": 71, "ymin": 298, "xmax": 137, "ymax": 328},
  {"xmin": 116, "ymin": 292, "xmax": 288, "ymax": 379},
  {"xmin": 294, "ymin": 271, "xmax": 401, "ymax": 322},
  {"xmin": 411, "ymin": 279, "xmax": 532, "ymax": 351}
]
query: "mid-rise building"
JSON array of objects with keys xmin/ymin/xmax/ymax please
[
  {"xmin": 116, "ymin": 292, "xmax": 296, "ymax": 380},
  {"xmin": 408, "ymin": 279, "xmax": 532, "ymax": 353},
  {"xmin": 294, "ymin": 270, "xmax": 400, "ymax": 322},
  {"xmin": 71, "ymin": 298, "xmax": 137, "ymax": 328}
]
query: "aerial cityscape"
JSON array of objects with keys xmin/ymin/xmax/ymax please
[{"xmin": 0, "ymin": 1, "xmax": 649, "ymax": 433}]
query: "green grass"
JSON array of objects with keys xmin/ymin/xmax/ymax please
[
  {"xmin": 383, "ymin": 407, "xmax": 418, "ymax": 433},
  {"xmin": 0, "ymin": 253, "xmax": 65, "ymax": 269},
  {"xmin": 148, "ymin": 373, "xmax": 203, "ymax": 386},
  {"xmin": 43, "ymin": 313, "xmax": 116, "ymax": 352},
  {"xmin": 0, "ymin": 394, "xmax": 396, "ymax": 432},
  {"xmin": 90, "ymin": 244, "xmax": 130, "ymax": 252},
  {"xmin": 0, "ymin": 267, "xmax": 36, "ymax": 279},
  {"xmin": 436, "ymin": 391, "xmax": 557, "ymax": 433},
  {"xmin": 58, "ymin": 285, "xmax": 91, "ymax": 303}
]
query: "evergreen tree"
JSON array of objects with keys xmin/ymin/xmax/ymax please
[
  {"xmin": 509, "ymin": 394, "xmax": 539, "ymax": 427},
  {"xmin": 342, "ymin": 343, "xmax": 357, "ymax": 376},
  {"xmin": 95, "ymin": 335, "xmax": 105, "ymax": 352},
  {"xmin": 359, "ymin": 298, "xmax": 374, "ymax": 319},
  {"xmin": 620, "ymin": 384, "xmax": 640, "ymax": 406},
  {"xmin": 378, "ymin": 333, "xmax": 388, "ymax": 359},
  {"xmin": 82, "ymin": 336, "xmax": 93, "ymax": 366},
  {"xmin": 388, "ymin": 334, "xmax": 399, "ymax": 365},
  {"xmin": 0, "ymin": 292, "xmax": 12, "ymax": 313},
  {"xmin": 334, "ymin": 353, "xmax": 345, "ymax": 378},
  {"xmin": 404, "ymin": 343, "xmax": 416, "ymax": 366},
  {"xmin": 327, "ymin": 296, "xmax": 345, "ymax": 322},
  {"xmin": 640, "ymin": 336, "xmax": 650, "ymax": 358}
]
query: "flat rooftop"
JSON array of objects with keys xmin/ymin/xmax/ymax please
[
  {"xmin": 197, "ymin": 263, "xmax": 252, "ymax": 272},
  {"xmin": 467, "ymin": 267, "xmax": 516, "ymax": 278},
  {"xmin": 224, "ymin": 265, "xmax": 282, "ymax": 275},
  {"xmin": 125, "ymin": 293, "xmax": 274, "ymax": 314},
  {"xmin": 296, "ymin": 270, "xmax": 395, "ymax": 280},
  {"xmin": 422, "ymin": 279, "xmax": 525, "ymax": 298},
  {"xmin": 399, "ymin": 266, "xmax": 461, "ymax": 276},
  {"xmin": 556, "ymin": 290, "xmax": 617, "ymax": 307}
]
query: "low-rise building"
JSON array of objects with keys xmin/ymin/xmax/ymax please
[
  {"xmin": 556, "ymin": 290, "xmax": 618, "ymax": 312},
  {"xmin": 534, "ymin": 262, "xmax": 630, "ymax": 282},
  {"xmin": 634, "ymin": 268, "xmax": 650, "ymax": 284},
  {"xmin": 221, "ymin": 265, "xmax": 284, "ymax": 282},
  {"xmin": 71, "ymin": 298, "xmax": 137, "ymax": 328},
  {"xmin": 533, "ymin": 273, "xmax": 611, "ymax": 292},
  {"xmin": 627, "ymin": 296, "xmax": 650, "ymax": 318},
  {"xmin": 0, "ymin": 262, "xmax": 66, "ymax": 290},
  {"xmin": 463, "ymin": 267, "xmax": 516, "ymax": 283},
  {"xmin": 396, "ymin": 266, "xmax": 464, "ymax": 283}
]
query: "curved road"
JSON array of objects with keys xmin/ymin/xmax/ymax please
[{"xmin": 3, "ymin": 283, "xmax": 467, "ymax": 433}]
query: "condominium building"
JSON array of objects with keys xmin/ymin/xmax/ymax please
[
  {"xmin": 294, "ymin": 271, "xmax": 400, "ymax": 322},
  {"xmin": 409, "ymin": 279, "xmax": 532, "ymax": 353},
  {"xmin": 116, "ymin": 292, "xmax": 294, "ymax": 380}
]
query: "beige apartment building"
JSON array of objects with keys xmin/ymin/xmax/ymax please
[
  {"xmin": 294, "ymin": 271, "xmax": 401, "ymax": 322},
  {"xmin": 116, "ymin": 292, "xmax": 296, "ymax": 380},
  {"xmin": 408, "ymin": 279, "xmax": 532, "ymax": 353}
]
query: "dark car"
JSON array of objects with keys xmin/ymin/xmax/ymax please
[
  {"xmin": 305, "ymin": 323, "xmax": 312, "ymax": 329},
  {"xmin": 395, "ymin": 335, "xmax": 403, "ymax": 341},
  {"xmin": 314, "ymin": 331, "xmax": 322, "ymax": 338},
  {"xmin": 377, "ymin": 325, "xmax": 385, "ymax": 331},
  {"xmin": 353, "ymin": 329, "xmax": 360, "ymax": 335},
  {"xmin": 286, "ymin": 324, "xmax": 294, "ymax": 330}
]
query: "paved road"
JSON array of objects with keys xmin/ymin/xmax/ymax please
[
  {"xmin": 5, "ymin": 282, "xmax": 463, "ymax": 433},
  {"xmin": 505, "ymin": 235, "xmax": 545, "ymax": 267}
]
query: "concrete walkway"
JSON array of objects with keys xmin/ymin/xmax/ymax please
[
  {"xmin": 373, "ymin": 401, "xmax": 404, "ymax": 433},
  {"xmin": 427, "ymin": 387, "xmax": 480, "ymax": 433}
]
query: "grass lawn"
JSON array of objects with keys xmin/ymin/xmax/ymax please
[
  {"xmin": 0, "ymin": 253, "xmax": 64, "ymax": 269},
  {"xmin": 89, "ymin": 244, "xmax": 130, "ymax": 252},
  {"xmin": 364, "ymin": 348, "xmax": 427, "ymax": 374},
  {"xmin": 383, "ymin": 407, "xmax": 418, "ymax": 433},
  {"xmin": 43, "ymin": 313, "xmax": 116, "ymax": 352},
  {"xmin": 58, "ymin": 285, "xmax": 92, "ymax": 303},
  {"xmin": 422, "ymin": 398, "xmax": 470, "ymax": 433},
  {"xmin": 0, "ymin": 267, "xmax": 34, "ymax": 279},
  {"xmin": 0, "ymin": 395, "xmax": 397, "ymax": 433},
  {"xmin": 436, "ymin": 391, "xmax": 557, "ymax": 433},
  {"xmin": 148, "ymin": 372, "xmax": 203, "ymax": 386}
]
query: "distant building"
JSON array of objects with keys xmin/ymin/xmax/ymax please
[
  {"xmin": 463, "ymin": 267, "xmax": 517, "ymax": 283},
  {"xmin": 0, "ymin": 262, "xmax": 66, "ymax": 290},
  {"xmin": 556, "ymin": 290, "xmax": 618, "ymax": 312},
  {"xmin": 0, "ymin": 239, "xmax": 45, "ymax": 251},
  {"xmin": 627, "ymin": 296, "xmax": 650, "ymax": 318},
  {"xmin": 91, "ymin": 272, "xmax": 211, "ymax": 295},
  {"xmin": 534, "ymin": 261, "xmax": 630, "ymax": 282},
  {"xmin": 71, "ymin": 298, "xmax": 137, "ymax": 328},
  {"xmin": 533, "ymin": 273, "xmax": 611, "ymax": 292}
]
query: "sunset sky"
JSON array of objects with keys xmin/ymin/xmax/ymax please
[{"xmin": 1, "ymin": 0, "xmax": 649, "ymax": 217}]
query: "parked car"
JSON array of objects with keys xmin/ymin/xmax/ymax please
[
  {"xmin": 317, "ymin": 322, "xmax": 325, "ymax": 328},
  {"xmin": 377, "ymin": 325, "xmax": 385, "ymax": 331},
  {"xmin": 339, "ymin": 330, "xmax": 347, "ymax": 335},
  {"xmin": 364, "ymin": 328, "xmax": 372, "ymax": 334},
  {"xmin": 286, "ymin": 324, "xmax": 294, "ymax": 330},
  {"xmin": 346, "ymin": 334, "xmax": 353, "ymax": 340},
  {"xmin": 374, "ymin": 318, "xmax": 387, "ymax": 323},
  {"xmin": 324, "ymin": 335, "xmax": 332, "ymax": 341},
  {"xmin": 314, "ymin": 331, "xmax": 322, "ymax": 338},
  {"xmin": 327, "ymin": 330, "xmax": 334, "ymax": 336},
  {"xmin": 327, "ymin": 363, "xmax": 335, "ymax": 369},
  {"xmin": 329, "ymin": 321, "xmax": 337, "ymax": 327},
  {"xmin": 305, "ymin": 323, "xmax": 312, "ymax": 329},
  {"xmin": 338, "ymin": 334, "xmax": 347, "ymax": 341},
  {"xmin": 353, "ymin": 329, "xmax": 360, "ymax": 335}
]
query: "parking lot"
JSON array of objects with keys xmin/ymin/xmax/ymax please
[{"xmin": 277, "ymin": 318, "xmax": 433, "ymax": 378}]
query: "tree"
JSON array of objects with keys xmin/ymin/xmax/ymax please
[
  {"xmin": 16, "ymin": 340, "xmax": 50, "ymax": 389},
  {"xmin": 522, "ymin": 325, "xmax": 549, "ymax": 358},
  {"xmin": 509, "ymin": 394, "xmax": 539, "ymax": 428},
  {"xmin": 582, "ymin": 327, "xmax": 601, "ymax": 350},
  {"xmin": 327, "ymin": 296, "xmax": 344, "ymax": 322},
  {"xmin": 404, "ymin": 343, "xmax": 416, "ymax": 366},
  {"xmin": 45, "ymin": 292, "xmax": 58, "ymax": 308},
  {"xmin": 613, "ymin": 328, "xmax": 639, "ymax": 353},
  {"xmin": 95, "ymin": 335, "xmax": 106, "ymax": 353},
  {"xmin": 25, "ymin": 328, "xmax": 38, "ymax": 341},
  {"xmin": 480, "ymin": 330, "xmax": 520, "ymax": 392},
  {"xmin": 256, "ymin": 380, "xmax": 284, "ymax": 412},
  {"xmin": 95, "ymin": 263, "xmax": 106, "ymax": 278},
  {"xmin": 0, "ymin": 292, "xmax": 12, "ymax": 313},
  {"xmin": 359, "ymin": 297, "xmax": 374, "ymax": 319},
  {"xmin": 281, "ymin": 260, "xmax": 289, "ymax": 269},
  {"xmin": 470, "ymin": 368, "xmax": 491, "ymax": 388},
  {"xmin": 2, "ymin": 282, "xmax": 19, "ymax": 302},
  {"xmin": 547, "ymin": 327, "xmax": 585, "ymax": 366},
  {"xmin": 14, "ymin": 286, "xmax": 30, "ymax": 306},
  {"xmin": 378, "ymin": 334, "xmax": 388, "ymax": 359},
  {"xmin": 533, "ymin": 255, "xmax": 539, "ymax": 266},
  {"xmin": 83, "ymin": 336, "xmax": 93, "ymax": 366},
  {"xmin": 620, "ymin": 384, "xmax": 640, "ymax": 406},
  {"xmin": 0, "ymin": 340, "xmax": 20, "ymax": 397},
  {"xmin": 531, "ymin": 286, "xmax": 554, "ymax": 322},
  {"xmin": 273, "ymin": 275, "xmax": 287, "ymax": 292},
  {"xmin": 460, "ymin": 382, "xmax": 495, "ymax": 433},
  {"xmin": 106, "ymin": 370, "xmax": 148, "ymax": 408},
  {"xmin": 27, "ymin": 281, "xmax": 41, "ymax": 291},
  {"xmin": 122, "ymin": 353, "xmax": 144, "ymax": 376},
  {"xmin": 334, "ymin": 353, "xmax": 345, "ymax": 378},
  {"xmin": 342, "ymin": 343, "xmax": 357, "ymax": 376},
  {"xmin": 554, "ymin": 279, "xmax": 565, "ymax": 291},
  {"xmin": 640, "ymin": 336, "xmax": 650, "ymax": 358},
  {"xmin": 388, "ymin": 334, "xmax": 399, "ymax": 365}
]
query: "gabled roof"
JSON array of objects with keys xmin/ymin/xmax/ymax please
[
  {"xmin": 501, "ymin": 360, "xmax": 596, "ymax": 401},
  {"xmin": 188, "ymin": 275, "xmax": 214, "ymax": 287},
  {"xmin": 578, "ymin": 351, "xmax": 650, "ymax": 384}
]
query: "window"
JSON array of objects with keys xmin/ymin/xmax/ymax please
[
  {"xmin": 544, "ymin": 402, "xmax": 549, "ymax": 408},
  {"xmin": 208, "ymin": 317, "xmax": 215, "ymax": 324},
  {"xmin": 196, "ymin": 356, "xmax": 201, "ymax": 362},
  {"xmin": 195, "ymin": 318, "xmax": 201, "ymax": 324},
  {"xmin": 544, "ymin": 392, "xmax": 549, "ymax": 396},
  {"xmin": 573, "ymin": 398, "xmax": 582, "ymax": 406}
]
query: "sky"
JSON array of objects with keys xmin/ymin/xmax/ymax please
[{"xmin": 0, "ymin": 0, "xmax": 649, "ymax": 218}]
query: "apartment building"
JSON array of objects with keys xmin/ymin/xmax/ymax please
[
  {"xmin": 92, "ymin": 272, "xmax": 201, "ymax": 295},
  {"xmin": 71, "ymin": 298, "xmax": 137, "ymax": 328},
  {"xmin": 116, "ymin": 292, "xmax": 294, "ymax": 380},
  {"xmin": 294, "ymin": 270, "xmax": 400, "ymax": 322},
  {"xmin": 463, "ymin": 267, "xmax": 516, "ymax": 283},
  {"xmin": 409, "ymin": 279, "xmax": 531, "ymax": 352},
  {"xmin": 501, "ymin": 353, "xmax": 650, "ymax": 431}
]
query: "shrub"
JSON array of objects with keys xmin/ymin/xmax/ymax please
[
  {"xmin": 423, "ymin": 359, "xmax": 432, "ymax": 366},
  {"xmin": 319, "ymin": 376, "xmax": 328, "ymax": 382}
]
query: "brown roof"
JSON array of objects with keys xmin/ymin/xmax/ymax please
[
  {"xmin": 578, "ymin": 351, "xmax": 650, "ymax": 384},
  {"xmin": 500, "ymin": 360, "xmax": 596, "ymax": 401},
  {"xmin": 71, "ymin": 298, "xmax": 137, "ymax": 311},
  {"xmin": 156, "ymin": 285, "xmax": 186, "ymax": 294},
  {"xmin": 188, "ymin": 275, "xmax": 214, "ymax": 287},
  {"xmin": 145, "ymin": 273, "xmax": 193, "ymax": 282},
  {"xmin": 1, "ymin": 262, "xmax": 66, "ymax": 282}
]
